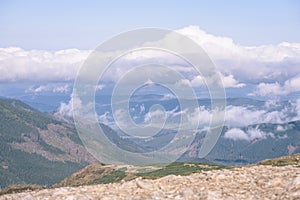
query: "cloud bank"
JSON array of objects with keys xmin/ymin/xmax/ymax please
[
  {"xmin": 1, "ymin": 26, "xmax": 299, "ymax": 97},
  {"xmin": 224, "ymin": 127, "xmax": 275, "ymax": 141},
  {"xmin": 252, "ymin": 75, "xmax": 300, "ymax": 96},
  {"xmin": 26, "ymin": 83, "xmax": 70, "ymax": 93},
  {"xmin": 0, "ymin": 47, "xmax": 90, "ymax": 82}
]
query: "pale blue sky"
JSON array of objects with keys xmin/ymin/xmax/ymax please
[{"xmin": 0, "ymin": 0, "xmax": 299, "ymax": 50}]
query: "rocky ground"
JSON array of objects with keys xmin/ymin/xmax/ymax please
[{"xmin": 1, "ymin": 165, "xmax": 300, "ymax": 200}]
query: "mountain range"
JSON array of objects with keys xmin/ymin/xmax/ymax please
[{"xmin": 0, "ymin": 97, "xmax": 299, "ymax": 188}]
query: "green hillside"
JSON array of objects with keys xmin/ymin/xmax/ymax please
[
  {"xmin": 1, "ymin": 97, "xmax": 300, "ymax": 190},
  {"xmin": 0, "ymin": 98, "xmax": 95, "ymax": 188}
]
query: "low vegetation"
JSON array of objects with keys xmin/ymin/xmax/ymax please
[
  {"xmin": 54, "ymin": 154, "xmax": 300, "ymax": 188},
  {"xmin": 1, "ymin": 154, "xmax": 300, "ymax": 196},
  {"xmin": 88, "ymin": 170, "xmax": 126, "ymax": 185},
  {"xmin": 54, "ymin": 162, "xmax": 227, "ymax": 188},
  {"xmin": 257, "ymin": 154, "xmax": 300, "ymax": 167},
  {"xmin": 0, "ymin": 184, "xmax": 46, "ymax": 195},
  {"xmin": 137, "ymin": 162, "xmax": 226, "ymax": 179}
]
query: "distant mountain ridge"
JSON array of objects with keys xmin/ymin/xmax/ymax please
[
  {"xmin": 1, "ymin": 97, "xmax": 300, "ymax": 189},
  {"xmin": 182, "ymin": 121, "xmax": 300, "ymax": 165}
]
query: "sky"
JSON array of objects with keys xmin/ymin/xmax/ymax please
[
  {"xmin": 0, "ymin": 0, "xmax": 300, "ymax": 50},
  {"xmin": 0, "ymin": 0, "xmax": 300, "ymax": 104},
  {"xmin": 1, "ymin": 0, "xmax": 300, "ymax": 142}
]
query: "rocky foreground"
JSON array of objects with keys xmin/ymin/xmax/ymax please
[{"xmin": 1, "ymin": 165, "xmax": 300, "ymax": 200}]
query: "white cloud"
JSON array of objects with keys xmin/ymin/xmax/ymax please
[
  {"xmin": 276, "ymin": 125, "xmax": 288, "ymax": 132},
  {"xmin": 254, "ymin": 75, "xmax": 300, "ymax": 96},
  {"xmin": 264, "ymin": 100, "xmax": 282, "ymax": 109},
  {"xmin": 27, "ymin": 83, "xmax": 69, "ymax": 93},
  {"xmin": 292, "ymin": 99, "xmax": 300, "ymax": 121},
  {"xmin": 190, "ymin": 75, "xmax": 205, "ymax": 87},
  {"xmin": 55, "ymin": 92, "xmax": 94, "ymax": 120},
  {"xmin": 114, "ymin": 109, "xmax": 132, "ymax": 128},
  {"xmin": 176, "ymin": 73, "xmax": 245, "ymax": 88},
  {"xmin": 139, "ymin": 104, "xmax": 145, "ymax": 114},
  {"xmin": 252, "ymin": 82, "xmax": 285, "ymax": 96},
  {"xmin": 144, "ymin": 109, "xmax": 166, "ymax": 123},
  {"xmin": 144, "ymin": 79, "xmax": 154, "ymax": 85},
  {"xmin": 143, "ymin": 106, "xmax": 180, "ymax": 124},
  {"xmin": 186, "ymin": 106, "xmax": 212, "ymax": 126},
  {"xmin": 284, "ymin": 75, "xmax": 300, "ymax": 93},
  {"xmin": 98, "ymin": 111, "xmax": 112, "ymax": 124},
  {"xmin": 176, "ymin": 26, "xmax": 300, "ymax": 84},
  {"xmin": 161, "ymin": 93, "xmax": 176, "ymax": 100},
  {"xmin": 56, "ymin": 101, "xmax": 73, "ymax": 117},
  {"xmin": 224, "ymin": 128, "xmax": 249, "ymax": 141},
  {"xmin": 262, "ymin": 110, "xmax": 289, "ymax": 124},
  {"xmin": 224, "ymin": 127, "xmax": 274, "ymax": 141},
  {"xmin": 95, "ymin": 84, "xmax": 105, "ymax": 91},
  {"xmin": 225, "ymin": 106, "xmax": 265, "ymax": 127},
  {"xmin": 185, "ymin": 100, "xmax": 300, "ymax": 129},
  {"xmin": 247, "ymin": 127, "xmax": 274, "ymax": 140},
  {"xmin": 53, "ymin": 84, "xmax": 69, "ymax": 93},
  {"xmin": 0, "ymin": 47, "xmax": 90, "ymax": 82},
  {"xmin": 176, "ymin": 79, "xmax": 192, "ymax": 87},
  {"xmin": 2, "ymin": 26, "xmax": 299, "ymax": 97},
  {"xmin": 220, "ymin": 74, "xmax": 246, "ymax": 88},
  {"xmin": 278, "ymin": 134, "xmax": 288, "ymax": 139},
  {"xmin": 31, "ymin": 85, "xmax": 48, "ymax": 93},
  {"xmin": 55, "ymin": 87, "xmax": 300, "ymax": 139},
  {"xmin": 225, "ymin": 103, "xmax": 296, "ymax": 127}
]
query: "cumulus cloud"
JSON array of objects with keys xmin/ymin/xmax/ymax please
[
  {"xmin": 0, "ymin": 47, "xmax": 90, "ymax": 82},
  {"xmin": 224, "ymin": 127, "xmax": 274, "ymax": 141},
  {"xmin": 225, "ymin": 103, "xmax": 298, "ymax": 126},
  {"xmin": 177, "ymin": 26, "xmax": 300, "ymax": 84},
  {"xmin": 190, "ymin": 75, "xmax": 205, "ymax": 87},
  {"xmin": 223, "ymin": 128, "xmax": 249, "ymax": 141},
  {"xmin": 56, "ymin": 90, "xmax": 300, "ymax": 132},
  {"xmin": 185, "ymin": 99, "xmax": 300, "ymax": 129},
  {"xmin": 225, "ymin": 106, "xmax": 265, "ymax": 127},
  {"xmin": 187, "ymin": 106, "xmax": 211, "ymax": 126},
  {"xmin": 186, "ymin": 105, "xmax": 265, "ymax": 128},
  {"xmin": 252, "ymin": 82, "xmax": 285, "ymax": 96},
  {"xmin": 176, "ymin": 73, "xmax": 245, "ymax": 88},
  {"xmin": 2, "ymin": 26, "xmax": 299, "ymax": 97},
  {"xmin": 56, "ymin": 101, "xmax": 73, "ymax": 117},
  {"xmin": 247, "ymin": 127, "xmax": 274, "ymax": 140},
  {"xmin": 220, "ymin": 74, "xmax": 246, "ymax": 88},
  {"xmin": 253, "ymin": 75, "xmax": 300, "ymax": 96},
  {"xmin": 55, "ymin": 92, "xmax": 94, "ymax": 120}
]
